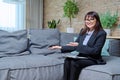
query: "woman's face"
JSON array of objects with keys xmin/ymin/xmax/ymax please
[{"xmin": 85, "ymin": 16, "xmax": 97, "ymax": 30}]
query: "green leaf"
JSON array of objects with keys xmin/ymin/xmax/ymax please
[
  {"xmin": 100, "ymin": 11, "xmax": 118, "ymax": 29},
  {"xmin": 63, "ymin": 0, "xmax": 79, "ymax": 27},
  {"xmin": 47, "ymin": 19, "xmax": 60, "ymax": 28}
]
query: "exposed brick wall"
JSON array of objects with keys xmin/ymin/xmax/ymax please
[{"xmin": 44, "ymin": 0, "xmax": 120, "ymax": 33}]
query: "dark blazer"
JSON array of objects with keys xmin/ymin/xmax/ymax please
[{"xmin": 61, "ymin": 29, "xmax": 107, "ymax": 64}]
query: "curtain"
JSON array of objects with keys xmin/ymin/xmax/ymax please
[{"xmin": 26, "ymin": 0, "xmax": 43, "ymax": 29}]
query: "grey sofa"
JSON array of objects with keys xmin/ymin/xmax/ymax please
[
  {"xmin": 60, "ymin": 32, "xmax": 120, "ymax": 80},
  {"xmin": 0, "ymin": 29, "xmax": 120, "ymax": 80}
]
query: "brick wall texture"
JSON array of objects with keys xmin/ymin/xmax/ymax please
[{"xmin": 44, "ymin": 0, "xmax": 120, "ymax": 33}]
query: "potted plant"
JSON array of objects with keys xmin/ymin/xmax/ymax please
[
  {"xmin": 100, "ymin": 11, "xmax": 118, "ymax": 35},
  {"xmin": 47, "ymin": 19, "xmax": 60, "ymax": 28},
  {"xmin": 63, "ymin": 0, "xmax": 79, "ymax": 33}
]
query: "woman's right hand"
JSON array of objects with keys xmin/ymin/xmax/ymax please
[{"xmin": 49, "ymin": 46, "xmax": 62, "ymax": 49}]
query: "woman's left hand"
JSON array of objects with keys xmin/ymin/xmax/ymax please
[{"xmin": 66, "ymin": 42, "xmax": 79, "ymax": 46}]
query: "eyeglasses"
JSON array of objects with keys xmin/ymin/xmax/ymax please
[{"xmin": 85, "ymin": 18, "xmax": 95, "ymax": 22}]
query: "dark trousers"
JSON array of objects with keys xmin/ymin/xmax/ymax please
[{"xmin": 64, "ymin": 58, "xmax": 97, "ymax": 80}]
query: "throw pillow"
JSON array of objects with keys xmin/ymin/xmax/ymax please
[
  {"xmin": 101, "ymin": 39, "xmax": 110, "ymax": 56},
  {"xmin": 0, "ymin": 30, "xmax": 29, "ymax": 58},
  {"xmin": 29, "ymin": 29, "xmax": 60, "ymax": 55},
  {"xmin": 109, "ymin": 39, "xmax": 120, "ymax": 56}
]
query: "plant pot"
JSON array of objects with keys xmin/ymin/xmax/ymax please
[
  {"xmin": 104, "ymin": 29, "xmax": 111, "ymax": 36},
  {"xmin": 66, "ymin": 27, "xmax": 74, "ymax": 33}
]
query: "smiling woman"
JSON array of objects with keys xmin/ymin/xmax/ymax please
[
  {"xmin": 49, "ymin": 11, "xmax": 107, "ymax": 80},
  {"xmin": 85, "ymin": 16, "xmax": 97, "ymax": 31},
  {"xmin": 0, "ymin": 0, "xmax": 26, "ymax": 32}
]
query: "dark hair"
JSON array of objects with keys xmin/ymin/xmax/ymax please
[{"xmin": 81, "ymin": 11, "xmax": 103, "ymax": 35}]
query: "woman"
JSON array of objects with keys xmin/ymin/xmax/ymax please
[{"xmin": 50, "ymin": 11, "xmax": 107, "ymax": 80}]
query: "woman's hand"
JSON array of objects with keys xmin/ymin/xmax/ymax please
[
  {"xmin": 66, "ymin": 42, "xmax": 79, "ymax": 46},
  {"xmin": 49, "ymin": 46, "xmax": 62, "ymax": 49}
]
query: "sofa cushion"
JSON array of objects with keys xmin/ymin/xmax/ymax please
[
  {"xmin": 29, "ymin": 29, "xmax": 60, "ymax": 55},
  {"xmin": 0, "ymin": 55, "xmax": 63, "ymax": 69},
  {"xmin": 109, "ymin": 39, "xmax": 120, "ymax": 56},
  {"xmin": 0, "ymin": 30, "xmax": 29, "ymax": 58},
  {"xmin": 60, "ymin": 32, "xmax": 79, "ymax": 46}
]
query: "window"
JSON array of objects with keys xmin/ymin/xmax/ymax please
[{"xmin": 0, "ymin": 0, "xmax": 26, "ymax": 32}]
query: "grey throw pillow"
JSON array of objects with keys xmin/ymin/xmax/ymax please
[
  {"xmin": 0, "ymin": 30, "xmax": 29, "ymax": 58},
  {"xmin": 29, "ymin": 29, "xmax": 60, "ymax": 55},
  {"xmin": 109, "ymin": 39, "xmax": 120, "ymax": 56}
]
